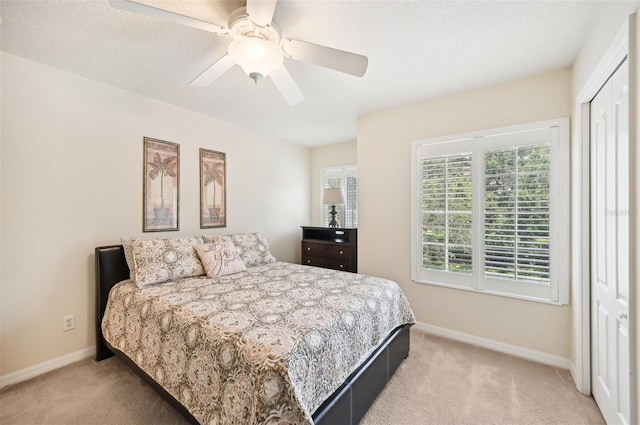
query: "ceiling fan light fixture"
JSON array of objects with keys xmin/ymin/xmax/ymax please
[{"xmin": 228, "ymin": 37, "xmax": 283, "ymax": 82}]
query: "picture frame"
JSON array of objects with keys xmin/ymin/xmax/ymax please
[
  {"xmin": 200, "ymin": 148, "xmax": 226, "ymax": 228},
  {"xmin": 143, "ymin": 137, "xmax": 179, "ymax": 232}
]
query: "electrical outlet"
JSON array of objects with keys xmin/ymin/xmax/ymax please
[{"xmin": 63, "ymin": 314, "xmax": 75, "ymax": 332}]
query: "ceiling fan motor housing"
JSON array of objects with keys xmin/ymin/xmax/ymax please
[{"xmin": 229, "ymin": 7, "xmax": 281, "ymax": 44}]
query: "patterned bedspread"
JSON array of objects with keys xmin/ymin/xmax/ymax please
[{"xmin": 102, "ymin": 262, "xmax": 415, "ymax": 425}]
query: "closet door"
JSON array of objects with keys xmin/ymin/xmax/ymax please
[{"xmin": 590, "ymin": 58, "xmax": 630, "ymax": 425}]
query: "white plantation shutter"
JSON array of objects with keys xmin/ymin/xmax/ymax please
[
  {"xmin": 344, "ymin": 174, "xmax": 358, "ymax": 227},
  {"xmin": 421, "ymin": 153, "xmax": 473, "ymax": 274},
  {"xmin": 412, "ymin": 119, "xmax": 568, "ymax": 304},
  {"xmin": 415, "ymin": 138, "xmax": 475, "ymax": 288},
  {"xmin": 483, "ymin": 145, "xmax": 550, "ymax": 283}
]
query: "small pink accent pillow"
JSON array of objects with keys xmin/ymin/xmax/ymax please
[{"xmin": 194, "ymin": 239, "xmax": 247, "ymax": 277}]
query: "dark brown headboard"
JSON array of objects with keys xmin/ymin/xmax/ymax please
[{"xmin": 95, "ymin": 245, "xmax": 129, "ymax": 361}]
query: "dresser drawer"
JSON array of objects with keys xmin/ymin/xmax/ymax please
[
  {"xmin": 302, "ymin": 241, "xmax": 352, "ymax": 260},
  {"xmin": 302, "ymin": 255, "xmax": 353, "ymax": 272}
]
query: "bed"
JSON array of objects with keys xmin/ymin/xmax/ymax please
[{"xmin": 95, "ymin": 234, "xmax": 414, "ymax": 425}]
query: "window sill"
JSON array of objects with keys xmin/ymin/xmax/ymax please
[{"xmin": 412, "ymin": 278, "xmax": 567, "ymax": 306}]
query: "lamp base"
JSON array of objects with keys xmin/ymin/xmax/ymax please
[{"xmin": 328, "ymin": 204, "xmax": 338, "ymax": 228}]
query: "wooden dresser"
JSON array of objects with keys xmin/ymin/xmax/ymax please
[{"xmin": 301, "ymin": 226, "xmax": 358, "ymax": 273}]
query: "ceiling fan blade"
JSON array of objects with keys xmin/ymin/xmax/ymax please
[
  {"xmin": 190, "ymin": 55, "xmax": 236, "ymax": 86},
  {"xmin": 109, "ymin": 0, "xmax": 227, "ymax": 34},
  {"xmin": 246, "ymin": 0, "xmax": 278, "ymax": 27},
  {"xmin": 270, "ymin": 66, "xmax": 304, "ymax": 105},
  {"xmin": 282, "ymin": 38, "xmax": 368, "ymax": 77}
]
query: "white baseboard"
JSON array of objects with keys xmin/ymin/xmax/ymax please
[
  {"xmin": 569, "ymin": 361, "xmax": 579, "ymax": 387},
  {"xmin": 0, "ymin": 346, "xmax": 96, "ymax": 389},
  {"xmin": 413, "ymin": 322, "xmax": 572, "ymax": 370}
]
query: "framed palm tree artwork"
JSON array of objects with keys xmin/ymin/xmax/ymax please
[
  {"xmin": 143, "ymin": 137, "xmax": 179, "ymax": 232},
  {"xmin": 200, "ymin": 148, "xmax": 226, "ymax": 228}
]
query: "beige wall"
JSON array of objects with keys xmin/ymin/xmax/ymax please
[
  {"xmin": 357, "ymin": 68, "xmax": 572, "ymax": 358},
  {"xmin": 0, "ymin": 53, "xmax": 310, "ymax": 376},
  {"xmin": 309, "ymin": 141, "xmax": 357, "ymax": 226}
]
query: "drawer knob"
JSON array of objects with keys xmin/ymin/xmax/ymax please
[
  {"xmin": 339, "ymin": 250, "xmax": 343, "ymax": 254},
  {"xmin": 307, "ymin": 247, "xmax": 311, "ymax": 251},
  {"xmin": 307, "ymin": 260, "xmax": 311, "ymax": 263},
  {"xmin": 339, "ymin": 264, "xmax": 344, "ymax": 268}
]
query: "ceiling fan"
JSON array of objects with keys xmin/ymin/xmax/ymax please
[{"xmin": 109, "ymin": 0, "xmax": 369, "ymax": 105}]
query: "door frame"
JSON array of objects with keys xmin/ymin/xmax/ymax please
[{"xmin": 572, "ymin": 14, "xmax": 637, "ymax": 423}]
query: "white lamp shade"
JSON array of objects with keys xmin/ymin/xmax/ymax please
[
  {"xmin": 323, "ymin": 188, "xmax": 345, "ymax": 205},
  {"xmin": 228, "ymin": 37, "xmax": 283, "ymax": 80}
]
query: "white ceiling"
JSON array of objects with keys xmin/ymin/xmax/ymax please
[{"xmin": 1, "ymin": 0, "xmax": 608, "ymax": 146}]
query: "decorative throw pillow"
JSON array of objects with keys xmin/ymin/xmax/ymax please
[
  {"xmin": 194, "ymin": 240, "xmax": 247, "ymax": 278},
  {"xmin": 202, "ymin": 232, "xmax": 276, "ymax": 267},
  {"xmin": 130, "ymin": 237, "xmax": 205, "ymax": 286}
]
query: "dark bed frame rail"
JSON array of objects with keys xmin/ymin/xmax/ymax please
[
  {"xmin": 95, "ymin": 245, "xmax": 128, "ymax": 362},
  {"xmin": 95, "ymin": 245, "xmax": 411, "ymax": 425}
]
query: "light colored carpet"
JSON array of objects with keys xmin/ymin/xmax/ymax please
[{"xmin": 0, "ymin": 329, "xmax": 604, "ymax": 425}]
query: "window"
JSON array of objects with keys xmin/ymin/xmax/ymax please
[
  {"xmin": 321, "ymin": 165, "xmax": 358, "ymax": 228},
  {"xmin": 411, "ymin": 119, "xmax": 569, "ymax": 303}
]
